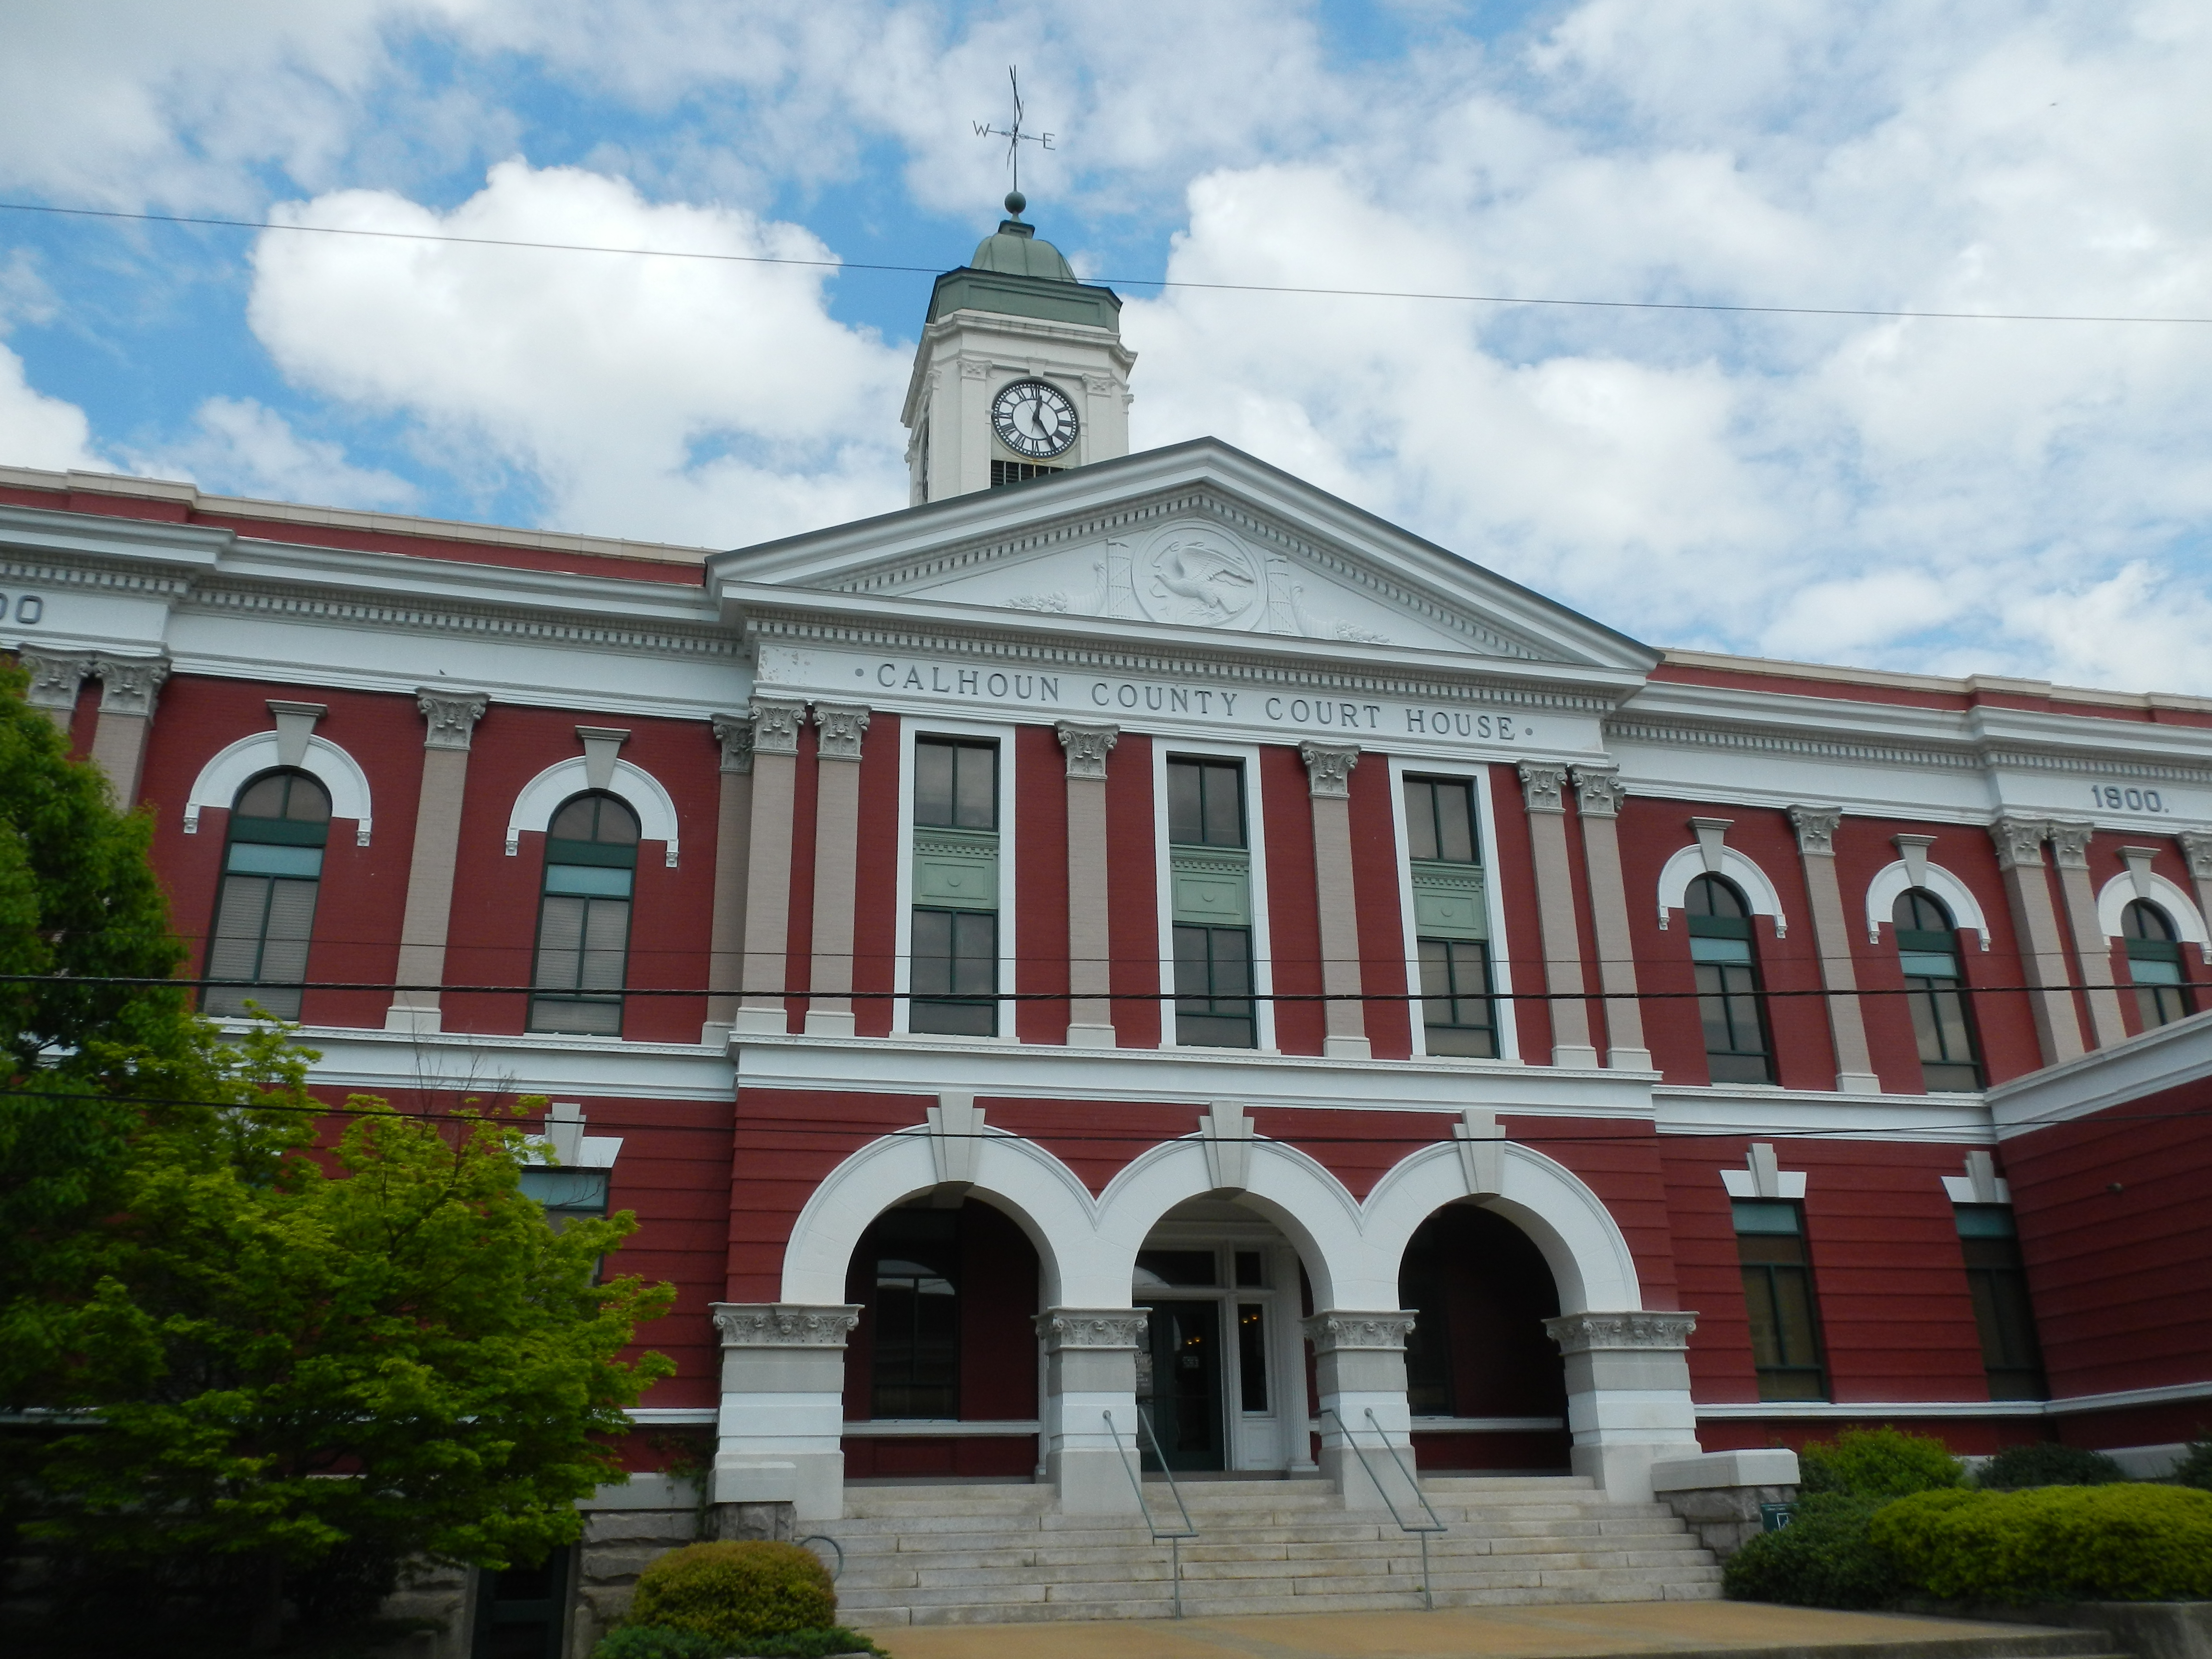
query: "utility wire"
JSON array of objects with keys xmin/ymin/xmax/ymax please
[
  {"xmin": 6, "ymin": 199, "xmax": 2209, "ymax": 326},
  {"xmin": 0, "ymin": 970, "xmax": 2180, "ymax": 1002}
]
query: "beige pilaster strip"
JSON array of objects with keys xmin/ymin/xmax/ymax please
[
  {"xmin": 16, "ymin": 648, "xmax": 92, "ymax": 733},
  {"xmin": 2177, "ymin": 833, "xmax": 2212, "ymax": 971},
  {"xmin": 803, "ymin": 702, "xmax": 870, "ymax": 1038},
  {"xmin": 703, "ymin": 714, "xmax": 755, "ymax": 1042},
  {"xmin": 2049, "ymin": 818, "xmax": 2128, "ymax": 1049},
  {"xmin": 1789, "ymin": 805, "xmax": 1881, "ymax": 1093},
  {"xmin": 1571, "ymin": 766, "xmax": 1650, "ymax": 1070},
  {"xmin": 1058, "ymin": 721, "xmax": 1118, "ymax": 1047},
  {"xmin": 1518, "ymin": 762, "xmax": 1599, "ymax": 1069},
  {"xmin": 85, "ymin": 654, "xmax": 169, "ymax": 805},
  {"xmin": 385, "ymin": 688, "xmax": 489, "ymax": 1033},
  {"xmin": 1989, "ymin": 817, "xmax": 2085, "ymax": 1065},
  {"xmin": 734, "ymin": 698, "xmax": 806, "ymax": 1036},
  {"xmin": 1301, "ymin": 741, "xmax": 1369, "ymax": 1060}
]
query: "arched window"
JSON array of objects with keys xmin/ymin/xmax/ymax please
[
  {"xmin": 1687, "ymin": 874, "xmax": 1773, "ymax": 1084},
  {"xmin": 204, "ymin": 769, "xmax": 330, "ymax": 1020},
  {"xmin": 530, "ymin": 792, "xmax": 639, "ymax": 1036},
  {"xmin": 1893, "ymin": 890, "xmax": 1983, "ymax": 1091},
  {"xmin": 2121, "ymin": 900, "xmax": 2194, "ymax": 1030}
]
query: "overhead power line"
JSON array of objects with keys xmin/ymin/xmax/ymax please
[{"xmin": 5, "ymin": 199, "xmax": 2209, "ymax": 326}]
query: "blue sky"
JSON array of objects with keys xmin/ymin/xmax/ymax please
[{"xmin": 2, "ymin": 1, "xmax": 2210, "ymax": 692}]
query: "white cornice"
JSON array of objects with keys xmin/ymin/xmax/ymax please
[
  {"xmin": 1984, "ymin": 1008, "xmax": 2212, "ymax": 1135},
  {"xmin": 734, "ymin": 587, "xmax": 1637, "ymax": 711},
  {"xmin": 1652, "ymin": 1085, "xmax": 1993, "ymax": 1143},
  {"xmin": 731, "ymin": 1030, "xmax": 1661, "ymax": 1118},
  {"xmin": 280, "ymin": 1023, "xmax": 734, "ymax": 1103}
]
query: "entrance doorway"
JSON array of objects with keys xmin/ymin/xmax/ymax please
[
  {"xmin": 1131, "ymin": 1200, "xmax": 1313, "ymax": 1475},
  {"xmin": 1138, "ymin": 1298, "xmax": 1223, "ymax": 1470}
]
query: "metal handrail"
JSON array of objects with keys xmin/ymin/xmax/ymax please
[
  {"xmin": 1318, "ymin": 1406, "xmax": 1447, "ymax": 1610},
  {"xmin": 1103, "ymin": 1408, "xmax": 1198, "ymax": 1617},
  {"xmin": 796, "ymin": 1533, "xmax": 844, "ymax": 1581}
]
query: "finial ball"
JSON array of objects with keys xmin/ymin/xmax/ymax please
[{"xmin": 1004, "ymin": 190, "xmax": 1027, "ymax": 218}]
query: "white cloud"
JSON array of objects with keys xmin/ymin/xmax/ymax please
[
  {"xmin": 1120, "ymin": 2, "xmax": 2212, "ymax": 691},
  {"xmin": 243, "ymin": 160, "xmax": 910, "ymax": 543},
  {"xmin": 0, "ymin": 342, "xmax": 100, "ymax": 472},
  {"xmin": 128, "ymin": 397, "xmax": 418, "ymax": 510}
]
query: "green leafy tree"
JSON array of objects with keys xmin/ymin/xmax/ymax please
[
  {"xmin": 0, "ymin": 661, "xmax": 202, "ymax": 1405},
  {"xmin": 0, "ymin": 666, "xmax": 677, "ymax": 1648}
]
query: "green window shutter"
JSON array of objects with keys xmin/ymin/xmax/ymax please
[
  {"xmin": 913, "ymin": 826, "xmax": 999, "ymax": 910},
  {"xmin": 1409, "ymin": 859, "xmax": 1486, "ymax": 939},
  {"xmin": 1170, "ymin": 846, "xmax": 1251, "ymax": 927}
]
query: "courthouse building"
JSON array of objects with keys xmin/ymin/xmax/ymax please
[{"xmin": 3, "ymin": 198, "xmax": 2209, "ymax": 1634}]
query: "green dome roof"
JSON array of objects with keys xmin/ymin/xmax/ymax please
[
  {"xmin": 969, "ymin": 216, "xmax": 1077, "ymax": 283},
  {"xmin": 926, "ymin": 194, "xmax": 1121, "ymax": 331}
]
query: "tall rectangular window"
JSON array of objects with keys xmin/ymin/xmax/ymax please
[
  {"xmin": 910, "ymin": 737, "xmax": 1000, "ymax": 1036},
  {"xmin": 1167, "ymin": 757, "xmax": 1255, "ymax": 1048},
  {"xmin": 1689, "ymin": 877, "xmax": 1773, "ymax": 1083},
  {"xmin": 1894, "ymin": 891, "xmax": 1983, "ymax": 1090},
  {"xmin": 204, "ymin": 770, "xmax": 331, "ymax": 1021},
  {"xmin": 1956, "ymin": 1205, "xmax": 2046, "ymax": 1400},
  {"xmin": 530, "ymin": 793, "xmax": 638, "ymax": 1036},
  {"xmin": 1404, "ymin": 774, "xmax": 1494, "ymax": 1056},
  {"xmin": 1733, "ymin": 1199, "xmax": 1827, "ymax": 1401},
  {"xmin": 869, "ymin": 1208, "xmax": 961, "ymax": 1419}
]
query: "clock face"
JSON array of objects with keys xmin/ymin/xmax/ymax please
[{"xmin": 991, "ymin": 378, "xmax": 1080, "ymax": 460}]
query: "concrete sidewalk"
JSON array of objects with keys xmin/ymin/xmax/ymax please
[{"xmin": 877, "ymin": 1600, "xmax": 2081, "ymax": 1659}]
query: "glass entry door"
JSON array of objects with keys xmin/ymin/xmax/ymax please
[{"xmin": 1137, "ymin": 1300, "xmax": 1225, "ymax": 1471}]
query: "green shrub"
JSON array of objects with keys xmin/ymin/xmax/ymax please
[
  {"xmin": 628, "ymin": 1541, "xmax": 838, "ymax": 1647},
  {"xmin": 1722, "ymin": 1494, "xmax": 1907, "ymax": 1609},
  {"xmin": 1976, "ymin": 1442, "xmax": 2127, "ymax": 1491},
  {"xmin": 2173, "ymin": 1433, "xmax": 2212, "ymax": 1491},
  {"xmin": 591, "ymin": 1621, "xmax": 885, "ymax": 1659},
  {"xmin": 1870, "ymin": 1484, "xmax": 2212, "ymax": 1601},
  {"xmin": 593, "ymin": 1629, "xmax": 726, "ymax": 1659},
  {"xmin": 1800, "ymin": 1427, "xmax": 1966, "ymax": 1501},
  {"xmin": 743, "ymin": 1630, "xmax": 885, "ymax": 1658}
]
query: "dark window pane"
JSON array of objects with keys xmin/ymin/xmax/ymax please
[
  {"xmin": 871, "ymin": 1210, "xmax": 961, "ymax": 1419},
  {"xmin": 1419, "ymin": 938, "xmax": 1496, "ymax": 1056},
  {"xmin": 1399, "ymin": 1249, "xmax": 1453, "ymax": 1416},
  {"xmin": 1894, "ymin": 889, "xmax": 1954, "ymax": 932},
  {"xmin": 1136, "ymin": 1250, "xmax": 1217, "ymax": 1287},
  {"xmin": 914, "ymin": 738, "xmax": 997, "ymax": 830},
  {"xmin": 2122, "ymin": 900, "xmax": 2176, "ymax": 941},
  {"xmin": 1404, "ymin": 779, "xmax": 1439, "ymax": 861},
  {"xmin": 1238, "ymin": 1304, "xmax": 1269, "ymax": 1412},
  {"xmin": 1731, "ymin": 1201, "xmax": 1802, "ymax": 1236},
  {"xmin": 1687, "ymin": 874, "xmax": 1746, "ymax": 919},
  {"xmin": 1736, "ymin": 1202, "xmax": 1826, "ymax": 1400},
  {"xmin": 911, "ymin": 907, "xmax": 997, "ymax": 1035},
  {"xmin": 549, "ymin": 791, "xmax": 639, "ymax": 846},
  {"xmin": 1174, "ymin": 923, "xmax": 1254, "ymax": 1047},
  {"xmin": 1168, "ymin": 758, "xmax": 1244, "ymax": 847},
  {"xmin": 235, "ymin": 769, "xmax": 331, "ymax": 824},
  {"xmin": 1234, "ymin": 1250, "xmax": 1265, "ymax": 1287},
  {"xmin": 1403, "ymin": 776, "xmax": 1478, "ymax": 864}
]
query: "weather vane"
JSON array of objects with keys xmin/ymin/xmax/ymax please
[{"xmin": 974, "ymin": 66, "xmax": 1054, "ymax": 207}]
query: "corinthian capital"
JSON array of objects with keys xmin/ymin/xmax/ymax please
[
  {"xmin": 93, "ymin": 653, "xmax": 169, "ymax": 717},
  {"xmin": 812, "ymin": 701, "xmax": 871, "ymax": 762},
  {"xmin": 1299, "ymin": 741, "xmax": 1359, "ymax": 799},
  {"xmin": 1517, "ymin": 762, "xmax": 1567, "ymax": 814},
  {"xmin": 1572, "ymin": 765, "xmax": 1627, "ymax": 818},
  {"xmin": 416, "ymin": 687, "xmax": 491, "ymax": 752},
  {"xmin": 15, "ymin": 648, "xmax": 94, "ymax": 712},
  {"xmin": 1056, "ymin": 720, "xmax": 1118, "ymax": 780}
]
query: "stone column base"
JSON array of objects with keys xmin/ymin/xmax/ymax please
[
  {"xmin": 711, "ymin": 1302, "xmax": 860, "ymax": 1523},
  {"xmin": 1545, "ymin": 1310, "xmax": 1702, "ymax": 1504},
  {"xmin": 707, "ymin": 1500, "xmax": 796, "ymax": 1542},
  {"xmin": 1036, "ymin": 1308, "xmax": 1148, "ymax": 1516}
]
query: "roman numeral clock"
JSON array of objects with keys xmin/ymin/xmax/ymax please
[{"xmin": 991, "ymin": 378, "xmax": 1079, "ymax": 460}]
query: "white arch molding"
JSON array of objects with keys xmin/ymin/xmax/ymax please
[
  {"xmin": 506, "ymin": 757, "xmax": 680, "ymax": 866},
  {"xmin": 1655, "ymin": 843, "xmax": 1789, "ymax": 936},
  {"xmin": 1864, "ymin": 859, "xmax": 1993, "ymax": 950},
  {"xmin": 2096, "ymin": 872, "xmax": 2212, "ymax": 962},
  {"xmin": 183, "ymin": 733, "xmax": 373, "ymax": 845},
  {"xmin": 781, "ymin": 1111, "xmax": 1649, "ymax": 1318}
]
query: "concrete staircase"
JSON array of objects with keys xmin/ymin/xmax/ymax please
[{"xmin": 823, "ymin": 1475, "xmax": 1726, "ymax": 1629}]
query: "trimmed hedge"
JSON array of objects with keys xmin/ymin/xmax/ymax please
[
  {"xmin": 628, "ymin": 1541, "xmax": 837, "ymax": 1647},
  {"xmin": 590, "ymin": 1624, "xmax": 885, "ymax": 1659},
  {"xmin": 1721, "ymin": 1495, "xmax": 1902, "ymax": 1609},
  {"xmin": 1975, "ymin": 1443, "xmax": 2126, "ymax": 1491},
  {"xmin": 1800, "ymin": 1427, "xmax": 1965, "ymax": 1501},
  {"xmin": 1870, "ymin": 1484, "xmax": 2212, "ymax": 1602}
]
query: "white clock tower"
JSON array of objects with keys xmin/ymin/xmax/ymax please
[{"xmin": 902, "ymin": 193, "xmax": 1136, "ymax": 504}]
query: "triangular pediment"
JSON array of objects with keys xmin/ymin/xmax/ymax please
[{"xmin": 712, "ymin": 439, "xmax": 1656, "ymax": 676}]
